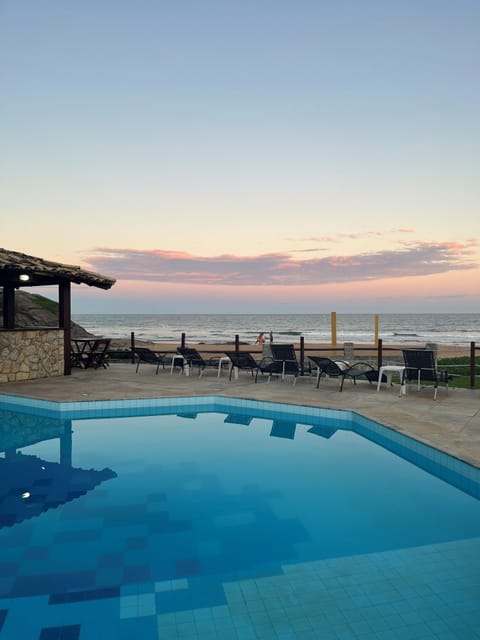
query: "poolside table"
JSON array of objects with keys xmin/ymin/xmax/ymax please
[{"xmin": 377, "ymin": 365, "xmax": 406, "ymax": 396}]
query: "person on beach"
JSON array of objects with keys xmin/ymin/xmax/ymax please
[{"xmin": 256, "ymin": 332, "xmax": 265, "ymax": 344}]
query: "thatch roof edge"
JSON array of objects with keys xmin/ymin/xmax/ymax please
[{"xmin": 0, "ymin": 248, "xmax": 116, "ymax": 290}]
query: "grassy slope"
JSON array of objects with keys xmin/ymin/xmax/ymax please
[{"xmin": 438, "ymin": 356, "xmax": 480, "ymax": 389}]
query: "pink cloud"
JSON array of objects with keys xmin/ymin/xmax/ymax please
[{"xmin": 82, "ymin": 241, "xmax": 478, "ymax": 287}]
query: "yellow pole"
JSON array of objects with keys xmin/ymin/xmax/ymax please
[
  {"xmin": 331, "ymin": 311, "xmax": 337, "ymax": 346},
  {"xmin": 374, "ymin": 314, "xmax": 379, "ymax": 344}
]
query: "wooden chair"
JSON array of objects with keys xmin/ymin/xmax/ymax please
[{"xmin": 87, "ymin": 338, "xmax": 111, "ymax": 369}]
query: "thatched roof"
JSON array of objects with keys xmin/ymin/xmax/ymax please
[
  {"xmin": 0, "ymin": 454, "xmax": 117, "ymax": 529},
  {"xmin": 0, "ymin": 248, "xmax": 115, "ymax": 290}
]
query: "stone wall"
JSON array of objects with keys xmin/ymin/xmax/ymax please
[
  {"xmin": 0, "ymin": 329, "xmax": 64, "ymax": 382},
  {"xmin": 0, "ymin": 409, "xmax": 68, "ymax": 450}
]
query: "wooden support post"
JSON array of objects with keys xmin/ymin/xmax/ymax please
[
  {"xmin": 235, "ymin": 334, "xmax": 239, "ymax": 353},
  {"xmin": 2, "ymin": 284, "xmax": 15, "ymax": 329},
  {"xmin": 374, "ymin": 314, "xmax": 379, "ymax": 345},
  {"xmin": 59, "ymin": 281, "xmax": 71, "ymax": 376},
  {"xmin": 60, "ymin": 420, "xmax": 73, "ymax": 467},
  {"xmin": 331, "ymin": 312, "xmax": 337, "ymax": 346},
  {"xmin": 181, "ymin": 332, "xmax": 186, "ymax": 348}
]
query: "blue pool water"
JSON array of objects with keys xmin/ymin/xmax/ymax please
[{"xmin": 1, "ymin": 395, "xmax": 480, "ymax": 639}]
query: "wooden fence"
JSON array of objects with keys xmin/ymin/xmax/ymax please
[{"xmin": 129, "ymin": 332, "xmax": 479, "ymax": 388}]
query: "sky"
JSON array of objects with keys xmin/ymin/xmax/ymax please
[{"xmin": 1, "ymin": 0, "xmax": 479, "ymax": 314}]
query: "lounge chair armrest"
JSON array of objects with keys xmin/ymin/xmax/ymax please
[
  {"xmin": 335, "ymin": 359, "xmax": 351, "ymax": 368},
  {"xmin": 346, "ymin": 361, "xmax": 375, "ymax": 372}
]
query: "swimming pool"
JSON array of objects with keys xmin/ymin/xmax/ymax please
[{"xmin": 1, "ymin": 394, "xmax": 479, "ymax": 639}]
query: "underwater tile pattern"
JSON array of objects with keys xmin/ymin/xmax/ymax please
[
  {"xmin": 1, "ymin": 538, "xmax": 480, "ymax": 638},
  {"xmin": 1, "ymin": 395, "xmax": 480, "ymax": 638},
  {"xmin": 38, "ymin": 625, "xmax": 81, "ymax": 640}
]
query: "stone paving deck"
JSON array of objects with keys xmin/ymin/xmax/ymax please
[{"xmin": 1, "ymin": 362, "xmax": 479, "ymax": 468}]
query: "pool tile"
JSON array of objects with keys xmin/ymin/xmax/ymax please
[
  {"xmin": 49, "ymin": 586, "xmax": 120, "ymax": 605},
  {"xmin": 155, "ymin": 579, "xmax": 189, "ymax": 592},
  {"xmin": 38, "ymin": 624, "xmax": 81, "ymax": 640}
]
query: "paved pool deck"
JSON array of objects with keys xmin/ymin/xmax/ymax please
[{"xmin": 1, "ymin": 362, "xmax": 480, "ymax": 469}]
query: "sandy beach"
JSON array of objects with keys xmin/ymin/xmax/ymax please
[{"xmin": 111, "ymin": 338, "xmax": 470, "ymax": 360}]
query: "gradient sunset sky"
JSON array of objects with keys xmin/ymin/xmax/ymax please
[{"xmin": 2, "ymin": 0, "xmax": 479, "ymax": 313}]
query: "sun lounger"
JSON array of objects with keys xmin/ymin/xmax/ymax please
[
  {"xmin": 224, "ymin": 351, "xmax": 266, "ymax": 381},
  {"xmin": 224, "ymin": 414, "xmax": 253, "ymax": 426},
  {"xmin": 176, "ymin": 347, "xmax": 220, "ymax": 376},
  {"xmin": 133, "ymin": 347, "xmax": 167, "ymax": 374},
  {"xmin": 307, "ymin": 425, "xmax": 338, "ymax": 439},
  {"xmin": 308, "ymin": 356, "xmax": 379, "ymax": 391},
  {"xmin": 270, "ymin": 420, "xmax": 297, "ymax": 439}
]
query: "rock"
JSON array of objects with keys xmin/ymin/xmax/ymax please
[{"xmin": 0, "ymin": 290, "xmax": 92, "ymax": 338}]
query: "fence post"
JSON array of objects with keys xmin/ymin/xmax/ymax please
[
  {"xmin": 344, "ymin": 342, "xmax": 354, "ymax": 361},
  {"xmin": 235, "ymin": 334, "xmax": 239, "ymax": 353},
  {"xmin": 130, "ymin": 331, "xmax": 135, "ymax": 363},
  {"xmin": 181, "ymin": 332, "xmax": 186, "ymax": 348},
  {"xmin": 471, "ymin": 342, "xmax": 476, "ymax": 389},
  {"xmin": 300, "ymin": 336, "xmax": 305, "ymax": 375},
  {"xmin": 377, "ymin": 338, "xmax": 382, "ymax": 371}
]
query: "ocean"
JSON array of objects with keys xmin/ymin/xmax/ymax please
[{"xmin": 72, "ymin": 313, "xmax": 480, "ymax": 347}]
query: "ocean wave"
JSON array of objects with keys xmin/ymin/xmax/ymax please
[
  {"xmin": 276, "ymin": 330, "xmax": 303, "ymax": 336},
  {"xmin": 73, "ymin": 313, "xmax": 480, "ymax": 347}
]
